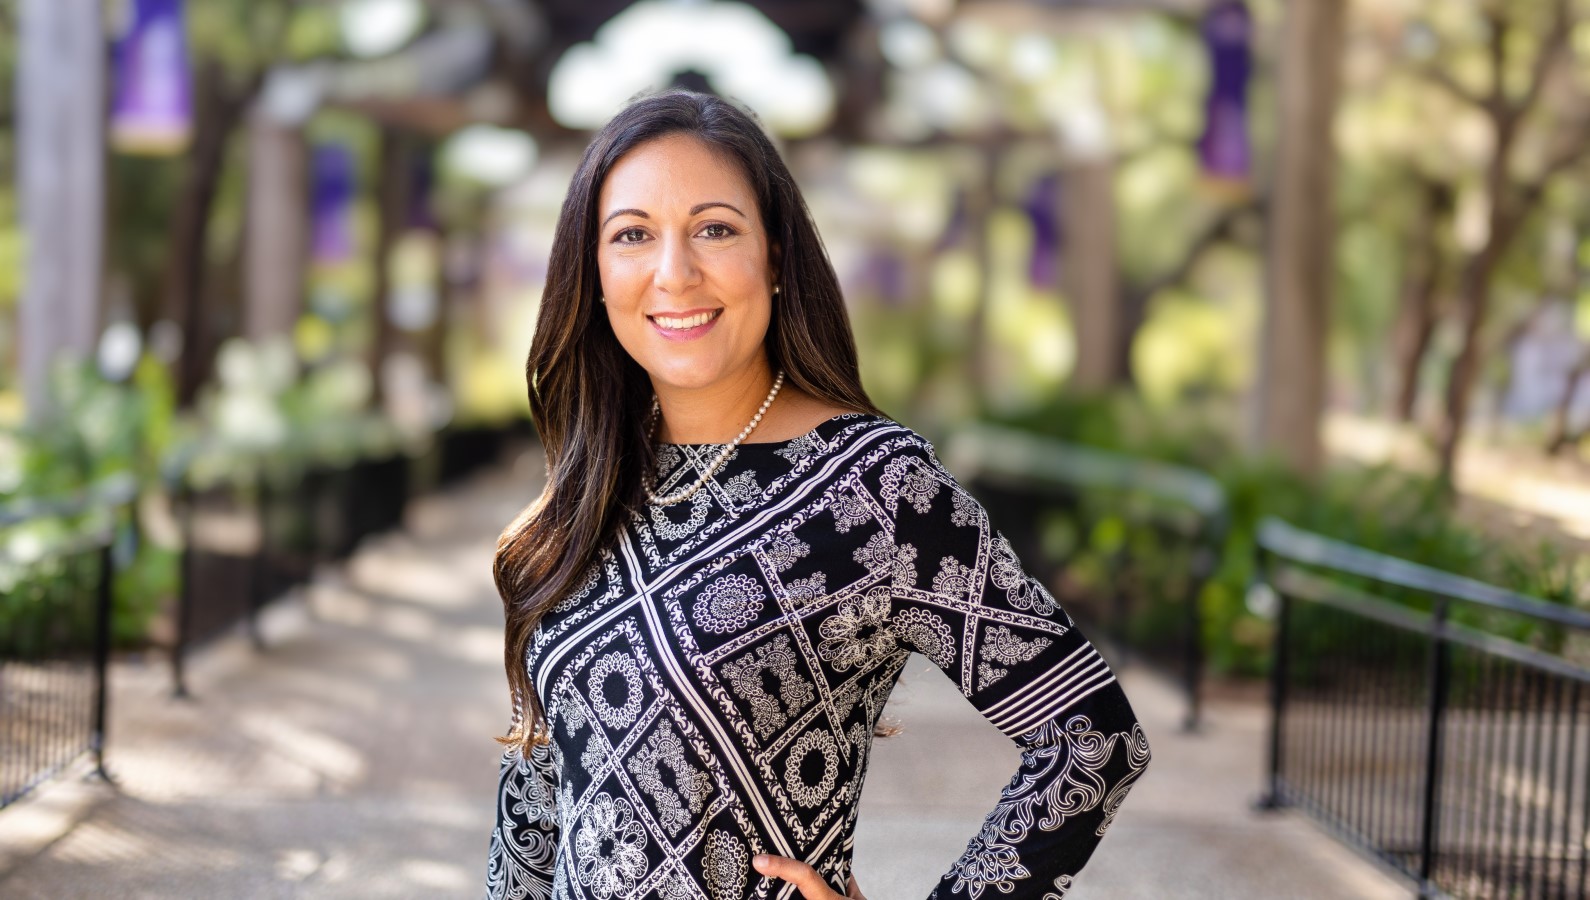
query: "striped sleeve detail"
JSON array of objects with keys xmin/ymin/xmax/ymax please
[{"xmin": 979, "ymin": 641, "xmax": 1116, "ymax": 739}]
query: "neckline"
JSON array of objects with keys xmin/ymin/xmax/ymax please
[{"xmin": 655, "ymin": 411, "xmax": 881, "ymax": 450}]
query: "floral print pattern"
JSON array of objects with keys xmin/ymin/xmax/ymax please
[
  {"xmin": 692, "ymin": 573, "xmax": 766, "ymax": 635},
  {"xmin": 817, "ymin": 588, "xmax": 896, "ymax": 672},
  {"xmin": 486, "ymin": 414, "xmax": 1146, "ymax": 900},
  {"xmin": 572, "ymin": 793, "xmax": 648, "ymax": 898}
]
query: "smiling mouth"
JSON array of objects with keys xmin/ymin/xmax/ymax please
[{"xmin": 649, "ymin": 309, "xmax": 723, "ymax": 331}]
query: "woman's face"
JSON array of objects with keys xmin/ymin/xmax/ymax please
[{"xmin": 595, "ymin": 134, "xmax": 777, "ymax": 395}]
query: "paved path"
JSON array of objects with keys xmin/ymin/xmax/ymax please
[
  {"xmin": 854, "ymin": 662, "xmax": 1408, "ymax": 899},
  {"xmin": 0, "ymin": 447, "xmax": 1409, "ymax": 898}
]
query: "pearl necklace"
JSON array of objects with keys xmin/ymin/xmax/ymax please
[{"xmin": 646, "ymin": 371, "xmax": 786, "ymax": 506}]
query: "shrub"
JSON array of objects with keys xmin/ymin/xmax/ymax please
[{"xmin": 990, "ymin": 391, "xmax": 1584, "ymax": 677}]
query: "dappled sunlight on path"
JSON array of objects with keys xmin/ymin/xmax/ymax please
[{"xmin": 855, "ymin": 660, "xmax": 1407, "ymax": 899}]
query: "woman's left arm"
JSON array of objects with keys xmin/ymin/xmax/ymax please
[
  {"xmin": 861, "ymin": 441, "xmax": 1151, "ymax": 899},
  {"xmin": 485, "ymin": 740, "xmax": 561, "ymax": 899}
]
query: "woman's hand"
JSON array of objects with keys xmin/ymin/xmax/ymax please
[{"xmin": 751, "ymin": 854, "xmax": 866, "ymax": 899}]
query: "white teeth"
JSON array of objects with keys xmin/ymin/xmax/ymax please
[{"xmin": 653, "ymin": 310, "xmax": 718, "ymax": 330}]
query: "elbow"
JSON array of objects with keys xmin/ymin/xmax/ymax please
[
  {"xmin": 1093, "ymin": 717, "xmax": 1151, "ymax": 838},
  {"xmin": 1117, "ymin": 716, "xmax": 1152, "ymax": 798}
]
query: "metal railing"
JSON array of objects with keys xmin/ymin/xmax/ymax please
[
  {"xmin": 0, "ymin": 473, "xmax": 137, "ymax": 810},
  {"xmin": 158, "ymin": 417, "xmax": 534, "ymax": 696},
  {"xmin": 1, "ymin": 417, "xmax": 532, "ymax": 805},
  {"xmin": 431, "ymin": 420, "xmax": 532, "ymax": 488},
  {"xmin": 162, "ymin": 438, "xmax": 415, "ymax": 697},
  {"xmin": 944, "ymin": 424, "xmax": 1228, "ymax": 730},
  {"xmin": 1256, "ymin": 517, "xmax": 1590, "ymax": 899}
]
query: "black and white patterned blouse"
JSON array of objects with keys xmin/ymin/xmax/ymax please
[{"xmin": 485, "ymin": 413, "xmax": 1149, "ymax": 900}]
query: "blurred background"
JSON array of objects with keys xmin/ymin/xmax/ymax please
[{"xmin": 3, "ymin": 0, "xmax": 1590, "ymax": 898}]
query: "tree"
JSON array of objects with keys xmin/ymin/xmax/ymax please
[
  {"xmin": 1250, "ymin": 0, "xmax": 1347, "ymax": 475},
  {"xmin": 1546, "ymin": 350, "xmax": 1589, "ymax": 453},
  {"xmin": 165, "ymin": 0, "xmax": 295, "ymax": 408},
  {"xmin": 368, "ymin": 127, "xmax": 417, "ymax": 408},
  {"xmin": 1388, "ymin": 177, "xmax": 1454, "ymax": 422},
  {"xmin": 15, "ymin": 0, "xmax": 105, "ymax": 421},
  {"xmin": 1409, "ymin": 0, "xmax": 1590, "ymax": 485},
  {"xmin": 1111, "ymin": 197, "xmax": 1259, "ymax": 387}
]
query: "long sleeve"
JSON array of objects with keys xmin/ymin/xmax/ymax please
[
  {"xmin": 858, "ymin": 441, "xmax": 1151, "ymax": 899},
  {"xmin": 485, "ymin": 739, "xmax": 561, "ymax": 900}
]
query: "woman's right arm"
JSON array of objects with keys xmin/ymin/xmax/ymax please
[{"xmin": 485, "ymin": 740, "xmax": 560, "ymax": 899}]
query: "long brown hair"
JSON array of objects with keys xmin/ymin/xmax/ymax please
[{"xmin": 495, "ymin": 90, "xmax": 881, "ymax": 752}]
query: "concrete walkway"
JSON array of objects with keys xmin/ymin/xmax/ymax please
[
  {"xmin": 0, "ymin": 448, "xmax": 1410, "ymax": 899},
  {"xmin": 854, "ymin": 663, "xmax": 1408, "ymax": 899}
]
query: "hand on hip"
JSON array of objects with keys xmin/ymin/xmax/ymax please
[{"xmin": 752, "ymin": 854, "xmax": 866, "ymax": 899}]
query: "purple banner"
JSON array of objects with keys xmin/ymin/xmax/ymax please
[
  {"xmin": 858, "ymin": 249, "xmax": 908, "ymax": 307},
  {"xmin": 934, "ymin": 188, "xmax": 967, "ymax": 254},
  {"xmin": 311, "ymin": 144, "xmax": 357, "ymax": 264},
  {"xmin": 1022, "ymin": 172, "xmax": 1064, "ymax": 289},
  {"xmin": 1198, "ymin": 1, "xmax": 1252, "ymax": 183},
  {"xmin": 111, "ymin": 0, "xmax": 192, "ymax": 155}
]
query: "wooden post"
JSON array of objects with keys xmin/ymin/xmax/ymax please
[
  {"xmin": 424, "ymin": 228, "xmax": 454, "ymax": 384},
  {"xmin": 1251, "ymin": 0, "xmax": 1345, "ymax": 474},
  {"xmin": 965, "ymin": 145, "xmax": 997, "ymax": 410},
  {"xmin": 368, "ymin": 127, "xmax": 413, "ymax": 409},
  {"xmin": 17, "ymin": 0, "xmax": 106, "ymax": 421},
  {"xmin": 243, "ymin": 113, "xmax": 309, "ymax": 342},
  {"xmin": 1064, "ymin": 158, "xmax": 1121, "ymax": 391}
]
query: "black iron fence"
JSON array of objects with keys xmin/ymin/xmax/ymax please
[
  {"xmin": 431, "ymin": 420, "xmax": 532, "ymax": 488},
  {"xmin": 163, "ymin": 440, "xmax": 415, "ymax": 696},
  {"xmin": 1256, "ymin": 517, "xmax": 1590, "ymax": 899},
  {"xmin": 2, "ymin": 417, "xmax": 532, "ymax": 808},
  {"xmin": 0, "ymin": 473, "xmax": 137, "ymax": 811},
  {"xmin": 161, "ymin": 419, "xmax": 529, "ymax": 697},
  {"xmin": 944, "ymin": 424, "xmax": 1228, "ymax": 729}
]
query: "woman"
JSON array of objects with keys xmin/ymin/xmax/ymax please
[{"xmin": 485, "ymin": 89, "xmax": 1149, "ymax": 900}]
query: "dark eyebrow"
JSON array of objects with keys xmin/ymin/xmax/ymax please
[
  {"xmin": 691, "ymin": 201, "xmax": 747, "ymax": 218},
  {"xmin": 601, "ymin": 202, "xmax": 747, "ymax": 229},
  {"xmin": 601, "ymin": 208, "xmax": 649, "ymax": 228}
]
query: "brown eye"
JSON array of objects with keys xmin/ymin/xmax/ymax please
[
  {"xmin": 701, "ymin": 223, "xmax": 734, "ymax": 239},
  {"xmin": 614, "ymin": 227, "xmax": 646, "ymax": 244}
]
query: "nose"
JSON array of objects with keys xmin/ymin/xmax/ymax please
[{"xmin": 652, "ymin": 233, "xmax": 701, "ymax": 295}]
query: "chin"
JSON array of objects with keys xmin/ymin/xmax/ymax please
[{"xmin": 645, "ymin": 358, "xmax": 732, "ymax": 392}]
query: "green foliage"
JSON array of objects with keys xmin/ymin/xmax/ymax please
[
  {"xmin": 1334, "ymin": 213, "xmax": 1403, "ymax": 409},
  {"xmin": 1132, "ymin": 288, "xmax": 1254, "ymax": 405},
  {"xmin": 991, "ymin": 390, "xmax": 1585, "ymax": 677},
  {"xmin": 185, "ymin": 336, "xmax": 410, "ymax": 488},
  {"xmin": 186, "ymin": 0, "xmax": 295, "ymax": 77},
  {"xmin": 107, "ymin": 153, "xmax": 185, "ymax": 325},
  {"xmin": 0, "ymin": 358, "xmax": 179, "ymax": 650},
  {"xmin": 13, "ymin": 356, "xmax": 176, "ymax": 495},
  {"xmin": 0, "ymin": 189, "xmax": 20, "ymax": 304},
  {"xmin": 0, "ymin": 550, "xmax": 102, "ymax": 659},
  {"xmin": 0, "ymin": 341, "xmax": 428, "ymax": 652},
  {"xmin": 112, "ymin": 539, "xmax": 180, "ymax": 647},
  {"xmin": 0, "ymin": 506, "xmax": 177, "ymax": 653},
  {"xmin": 282, "ymin": 5, "xmax": 345, "ymax": 63}
]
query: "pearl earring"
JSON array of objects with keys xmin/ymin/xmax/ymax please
[{"xmin": 772, "ymin": 284, "xmax": 781, "ymax": 296}]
